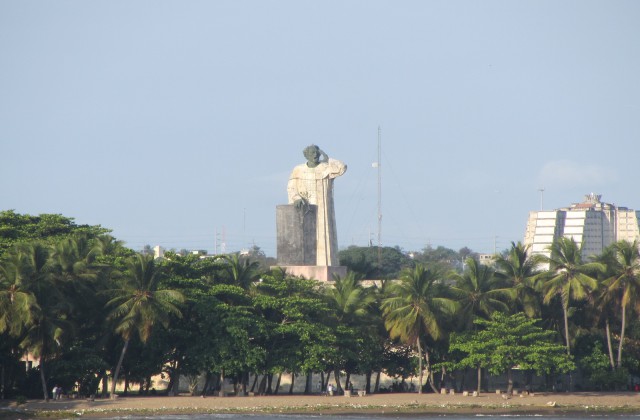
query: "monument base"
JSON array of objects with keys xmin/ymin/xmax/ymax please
[{"xmin": 274, "ymin": 265, "xmax": 347, "ymax": 282}]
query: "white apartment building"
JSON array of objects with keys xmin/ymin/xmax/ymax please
[{"xmin": 523, "ymin": 193, "xmax": 640, "ymax": 261}]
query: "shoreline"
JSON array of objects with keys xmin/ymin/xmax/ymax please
[{"xmin": 3, "ymin": 392, "xmax": 640, "ymax": 418}]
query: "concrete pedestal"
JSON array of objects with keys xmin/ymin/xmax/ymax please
[
  {"xmin": 276, "ymin": 204, "xmax": 346, "ymax": 282},
  {"xmin": 276, "ymin": 204, "xmax": 316, "ymax": 265},
  {"xmin": 277, "ymin": 265, "xmax": 347, "ymax": 282}
]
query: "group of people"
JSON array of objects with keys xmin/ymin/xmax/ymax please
[{"xmin": 51, "ymin": 385, "xmax": 63, "ymax": 400}]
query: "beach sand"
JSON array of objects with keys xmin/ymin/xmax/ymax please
[{"xmin": 3, "ymin": 391, "xmax": 640, "ymax": 418}]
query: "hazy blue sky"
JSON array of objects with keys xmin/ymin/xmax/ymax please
[{"xmin": 2, "ymin": 1, "xmax": 639, "ymax": 256}]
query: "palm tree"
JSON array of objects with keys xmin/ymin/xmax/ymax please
[
  {"xmin": 216, "ymin": 254, "xmax": 260, "ymax": 289},
  {"xmin": 327, "ymin": 272, "xmax": 376, "ymax": 323},
  {"xmin": 381, "ymin": 264, "xmax": 456, "ymax": 393},
  {"xmin": 0, "ymin": 250, "xmax": 36, "ymax": 337},
  {"xmin": 591, "ymin": 246, "xmax": 619, "ymax": 370},
  {"xmin": 449, "ymin": 258, "xmax": 513, "ymax": 329},
  {"xmin": 326, "ymin": 272, "xmax": 377, "ymax": 392},
  {"xmin": 539, "ymin": 237, "xmax": 604, "ymax": 355},
  {"xmin": 494, "ymin": 242, "xmax": 542, "ymax": 317},
  {"xmin": 362, "ymin": 278, "xmax": 392, "ymax": 394},
  {"xmin": 106, "ymin": 253, "xmax": 184, "ymax": 399},
  {"xmin": 448, "ymin": 257, "xmax": 513, "ymax": 393},
  {"xmin": 4, "ymin": 242, "xmax": 68, "ymax": 401},
  {"xmin": 603, "ymin": 240, "xmax": 640, "ymax": 368}
]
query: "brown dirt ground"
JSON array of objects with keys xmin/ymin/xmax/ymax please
[{"xmin": 3, "ymin": 391, "xmax": 640, "ymax": 418}]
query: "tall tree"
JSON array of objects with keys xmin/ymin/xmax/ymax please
[
  {"xmin": 540, "ymin": 237, "xmax": 603, "ymax": 355},
  {"xmin": 325, "ymin": 272, "xmax": 376, "ymax": 393},
  {"xmin": 381, "ymin": 264, "xmax": 456, "ymax": 393},
  {"xmin": 10, "ymin": 242, "xmax": 69, "ymax": 401},
  {"xmin": 339, "ymin": 246, "xmax": 411, "ymax": 279},
  {"xmin": 215, "ymin": 254, "xmax": 260, "ymax": 290},
  {"xmin": 106, "ymin": 253, "xmax": 184, "ymax": 399},
  {"xmin": 449, "ymin": 312, "xmax": 575, "ymax": 394},
  {"xmin": 494, "ymin": 242, "xmax": 542, "ymax": 317},
  {"xmin": 327, "ymin": 272, "xmax": 375, "ymax": 323},
  {"xmin": 0, "ymin": 250, "xmax": 36, "ymax": 337},
  {"xmin": 449, "ymin": 258, "xmax": 513, "ymax": 329},
  {"xmin": 603, "ymin": 240, "xmax": 640, "ymax": 368},
  {"xmin": 0, "ymin": 210, "xmax": 109, "ymax": 258},
  {"xmin": 592, "ymin": 246, "xmax": 619, "ymax": 370}
]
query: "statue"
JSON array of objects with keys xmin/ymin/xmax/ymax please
[{"xmin": 287, "ymin": 145, "xmax": 347, "ymax": 266}]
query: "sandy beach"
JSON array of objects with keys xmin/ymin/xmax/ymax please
[{"xmin": 3, "ymin": 391, "xmax": 640, "ymax": 418}]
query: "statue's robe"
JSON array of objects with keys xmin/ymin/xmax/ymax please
[{"xmin": 287, "ymin": 158, "xmax": 347, "ymax": 266}]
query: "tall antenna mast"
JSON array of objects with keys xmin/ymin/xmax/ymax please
[{"xmin": 377, "ymin": 126, "xmax": 382, "ymax": 248}]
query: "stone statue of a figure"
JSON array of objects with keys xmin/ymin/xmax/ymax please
[{"xmin": 287, "ymin": 145, "xmax": 347, "ymax": 266}]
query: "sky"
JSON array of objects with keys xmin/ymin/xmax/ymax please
[{"xmin": 1, "ymin": 1, "xmax": 639, "ymax": 257}]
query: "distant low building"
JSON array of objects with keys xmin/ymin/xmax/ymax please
[
  {"xmin": 523, "ymin": 193, "xmax": 640, "ymax": 263},
  {"xmin": 477, "ymin": 253, "xmax": 495, "ymax": 266},
  {"xmin": 154, "ymin": 245, "xmax": 165, "ymax": 259}
]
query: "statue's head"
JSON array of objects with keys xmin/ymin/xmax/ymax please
[{"xmin": 303, "ymin": 144, "xmax": 321, "ymax": 165}]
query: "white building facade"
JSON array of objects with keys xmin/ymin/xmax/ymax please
[{"xmin": 524, "ymin": 193, "xmax": 640, "ymax": 260}]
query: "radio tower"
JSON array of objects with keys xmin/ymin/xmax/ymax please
[{"xmin": 377, "ymin": 126, "xmax": 382, "ymax": 271}]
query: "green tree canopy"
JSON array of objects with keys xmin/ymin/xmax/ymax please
[
  {"xmin": 339, "ymin": 246, "xmax": 411, "ymax": 279},
  {"xmin": 449, "ymin": 312, "xmax": 574, "ymax": 393},
  {"xmin": 0, "ymin": 210, "xmax": 110, "ymax": 257}
]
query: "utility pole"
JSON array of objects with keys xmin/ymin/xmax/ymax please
[
  {"xmin": 538, "ymin": 188, "xmax": 545, "ymax": 210},
  {"xmin": 377, "ymin": 126, "xmax": 382, "ymax": 249},
  {"xmin": 377, "ymin": 126, "xmax": 382, "ymax": 273}
]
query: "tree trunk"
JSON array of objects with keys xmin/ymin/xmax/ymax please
[
  {"xmin": 476, "ymin": 366, "xmax": 482, "ymax": 394},
  {"xmin": 562, "ymin": 304, "xmax": 571, "ymax": 355},
  {"xmin": 257, "ymin": 374, "xmax": 267, "ymax": 395},
  {"xmin": 170, "ymin": 369, "xmax": 180, "ymax": 396},
  {"xmin": 416, "ymin": 337, "xmax": 423, "ymax": 394},
  {"xmin": 304, "ymin": 371, "xmax": 312, "ymax": 394},
  {"xmin": 274, "ymin": 372, "xmax": 282, "ymax": 395},
  {"xmin": 201, "ymin": 372, "xmax": 211, "ymax": 397},
  {"xmin": 617, "ymin": 303, "xmax": 627, "ymax": 368},
  {"xmin": 250, "ymin": 373, "xmax": 258, "ymax": 392},
  {"xmin": 111, "ymin": 339, "xmax": 129, "ymax": 399},
  {"xmin": 266, "ymin": 373, "xmax": 273, "ymax": 394},
  {"xmin": 424, "ymin": 347, "xmax": 438, "ymax": 393},
  {"xmin": 605, "ymin": 319, "xmax": 615, "ymax": 370},
  {"xmin": 374, "ymin": 371, "xmax": 381, "ymax": 393},
  {"xmin": 365, "ymin": 371, "xmax": 372, "ymax": 394},
  {"xmin": 219, "ymin": 369, "xmax": 225, "ymax": 397},
  {"xmin": 242, "ymin": 372, "xmax": 248, "ymax": 396},
  {"xmin": 562, "ymin": 303, "xmax": 573, "ymax": 391},
  {"xmin": 211, "ymin": 373, "xmax": 220, "ymax": 394},
  {"xmin": 288, "ymin": 373, "xmax": 295, "ymax": 394},
  {"xmin": 101, "ymin": 372, "xmax": 109, "ymax": 398},
  {"xmin": 507, "ymin": 368, "xmax": 513, "ymax": 394},
  {"xmin": 39, "ymin": 360, "xmax": 49, "ymax": 402},
  {"xmin": 334, "ymin": 369, "xmax": 343, "ymax": 393}
]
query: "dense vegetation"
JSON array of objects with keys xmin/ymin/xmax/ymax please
[{"xmin": 2, "ymin": 210, "xmax": 640, "ymax": 401}]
